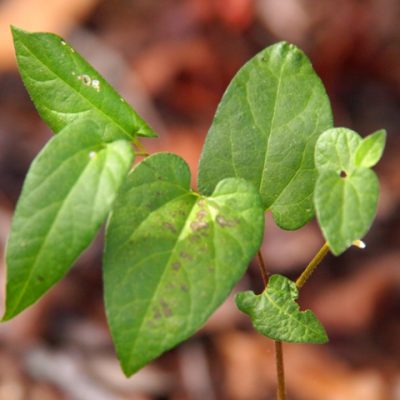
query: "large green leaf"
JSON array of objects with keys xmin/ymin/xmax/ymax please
[
  {"xmin": 3, "ymin": 120, "xmax": 133, "ymax": 320},
  {"xmin": 104, "ymin": 153, "xmax": 264, "ymax": 376},
  {"xmin": 12, "ymin": 26, "xmax": 156, "ymax": 141},
  {"xmin": 197, "ymin": 41, "xmax": 333, "ymax": 229},
  {"xmin": 236, "ymin": 274, "xmax": 327, "ymax": 343},
  {"xmin": 314, "ymin": 128, "xmax": 383, "ymax": 255}
]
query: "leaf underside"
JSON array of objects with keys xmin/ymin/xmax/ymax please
[
  {"xmin": 104, "ymin": 153, "xmax": 265, "ymax": 376},
  {"xmin": 236, "ymin": 274, "xmax": 328, "ymax": 343},
  {"xmin": 198, "ymin": 41, "xmax": 333, "ymax": 230},
  {"xmin": 11, "ymin": 26, "xmax": 156, "ymax": 141},
  {"xmin": 314, "ymin": 128, "xmax": 381, "ymax": 255},
  {"xmin": 3, "ymin": 120, "xmax": 133, "ymax": 320}
]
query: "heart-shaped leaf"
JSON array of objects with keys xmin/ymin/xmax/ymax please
[
  {"xmin": 197, "ymin": 41, "xmax": 333, "ymax": 230},
  {"xmin": 12, "ymin": 26, "xmax": 156, "ymax": 141},
  {"xmin": 314, "ymin": 128, "xmax": 384, "ymax": 255},
  {"xmin": 104, "ymin": 153, "xmax": 264, "ymax": 376},
  {"xmin": 3, "ymin": 120, "xmax": 133, "ymax": 320},
  {"xmin": 236, "ymin": 274, "xmax": 327, "ymax": 343}
]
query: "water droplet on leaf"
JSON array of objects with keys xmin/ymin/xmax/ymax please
[{"xmin": 91, "ymin": 79, "xmax": 100, "ymax": 92}]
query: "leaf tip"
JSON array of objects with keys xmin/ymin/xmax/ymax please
[
  {"xmin": 354, "ymin": 128, "xmax": 387, "ymax": 168},
  {"xmin": 234, "ymin": 290, "xmax": 253, "ymax": 310},
  {"xmin": 10, "ymin": 25, "xmax": 26, "ymax": 40},
  {"xmin": 120, "ymin": 362, "xmax": 136, "ymax": 378},
  {"xmin": 138, "ymin": 126, "xmax": 158, "ymax": 138},
  {"xmin": 10, "ymin": 24, "xmax": 22, "ymax": 33},
  {"xmin": 317, "ymin": 330, "xmax": 329, "ymax": 344},
  {"xmin": 1, "ymin": 305, "xmax": 17, "ymax": 323}
]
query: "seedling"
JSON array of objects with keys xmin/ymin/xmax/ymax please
[{"xmin": 3, "ymin": 27, "xmax": 386, "ymax": 398}]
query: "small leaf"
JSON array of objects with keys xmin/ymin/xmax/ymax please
[
  {"xmin": 104, "ymin": 153, "xmax": 264, "ymax": 376},
  {"xmin": 314, "ymin": 128, "xmax": 381, "ymax": 255},
  {"xmin": 3, "ymin": 120, "xmax": 133, "ymax": 320},
  {"xmin": 354, "ymin": 129, "xmax": 386, "ymax": 168},
  {"xmin": 198, "ymin": 41, "xmax": 333, "ymax": 230},
  {"xmin": 314, "ymin": 127, "xmax": 361, "ymax": 174},
  {"xmin": 236, "ymin": 274, "xmax": 327, "ymax": 343},
  {"xmin": 12, "ymin": 26, "xmax": 156, "ymax": 141}
]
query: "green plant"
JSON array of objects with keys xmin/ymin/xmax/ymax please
[{"xmin": 3, "ymin": 27, "xmax": 386, "ymax": 398}]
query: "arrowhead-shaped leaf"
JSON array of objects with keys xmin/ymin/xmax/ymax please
[
  {"xmin": 236, "ymin": 274, "xmax": 327, "ymax": 343},
  {"xmin": 12, "ymin": 26, "xmax": 156, "ymax": 141},
  {"xmin": 198, "ymin": 41, "xmax": 333, "ymax": 229},
  {"xmin": 3, "ymin": 120, "xmax": 133, "ymax": 320},
  {"xmin": 314, "ymin": 128, "xmax": 383, "ymax": 255},
  {"xmin": 104, "ymin": 153, "xmax": 264, "ymax": 376}
]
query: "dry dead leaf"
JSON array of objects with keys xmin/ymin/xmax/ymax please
[{"xmin": 215, "ymin": 332, "xmax": 390, "ymax": 400}]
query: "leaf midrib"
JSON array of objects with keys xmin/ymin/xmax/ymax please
[
  {"xmin": 264, "ymin": 285, "xmax": 322, "ymax": 338},
  {"xmin": 257, "ymin": 57, "xmax": 288, "ymax": 195}
]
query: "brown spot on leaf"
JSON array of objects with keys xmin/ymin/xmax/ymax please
[
  {"xmin": 163, "ymin": 222, "xmax": 177, "ymax": 233},
  {"xmin": 216, "ymin": 214, "xmax": 238, "ymax": 228},
  {"xmin": 181, "ymin": 284, "xmax": 189, "ymax": 292},
  {"xmin": 196, "ymin": 209, "xmax": 208, "ymax": 221},
  {"xmin": 190, "ymin": 220, "xmax": 208, "ymax": 231},
  {"xmin": 154, "ymin": 308, "xmax": 162, "ymax": 320},
  {"xmin": 167, "ymin": 283, "xmax": 176, "ymax": 289},
  {"xmin": 160, "ymin": 299, "xmax": 172, "ymax": 317},
  {"xmin": 180, "ymin": 251, "xmax": 193, "ymax": 261},
  {"xmin": 189, "ymin": 234, "xmax": 201, "ymax": 243},
  {"xmin": 172, "ymin": 209, "xmax": 186, "ymax": 218},
  {"xmin": 172, "ymin": 261, "xmax": 181, "ymax": 271},
  {"xmin": 198, "ymin": 199, "xmax": 206, "ymax": 208}
]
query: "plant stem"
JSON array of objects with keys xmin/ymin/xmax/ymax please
[
  {"xmin": 256, "ymin": 250, "xmax": 268, "ymax": 287},
  {"xmin": 295, "ymin": 242, "xmax": 330, "ymax": 289},
  {"xmin": 256, "ymin": 243, "xmax": 331, "ymax": 399},
  {"xmin": 133, "ymin": 138, "xmax": 149, "ymax": 154},
  {"xmin": 275, "ymin": 341, "xmax": 286, "ymax": 400},
  {"xmin": 134, "ymin": 151, "xmax": 150, "ymax": 157},
  {"xmin": 256, "ymin": 251, "xmax": 286, "ymax": 400}
]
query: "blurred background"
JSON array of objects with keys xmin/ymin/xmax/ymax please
[{"xmin": 0, "ymin": 0, "xmax": 399, "ymax": 399}]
